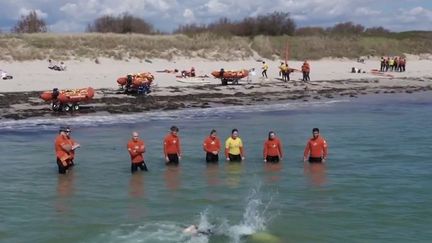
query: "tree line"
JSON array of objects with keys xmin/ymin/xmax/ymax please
[{"xmin": 8, "ymin": 10, "xmax": 392, "ymax": 36}]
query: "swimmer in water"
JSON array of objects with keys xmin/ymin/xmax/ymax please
[{"xmin": 183, "ymin": 224, "xmax": 212, "ymax": 236}]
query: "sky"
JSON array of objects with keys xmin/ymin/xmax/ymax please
[{"xmin": 0, "ymin": 0, "xmax": 431, "ymax": 33}]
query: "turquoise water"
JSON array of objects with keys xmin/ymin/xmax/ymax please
[{"xmin": 1, "ymin": 93, "xmax": 432, "ymax": 243}]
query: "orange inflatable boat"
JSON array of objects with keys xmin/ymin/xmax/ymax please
[
  {"xmin": 117, "ymin": 72, "xmax": 154, "ymax": 89},
  {"xmin": 40, "ymin": 87, "xmax": 95, "ymax": 103},
  {"xmin": 211, "ymin": 69, "xmax": 249, "ymax": 79},
  {"xmin": 40, "ymin": 87, "xmax": 95, "ymax": 111}
]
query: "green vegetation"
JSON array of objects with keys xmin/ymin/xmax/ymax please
[
  {"xmin": 0, "ymin": 32, "xmax": 431, "ymax": 61},
  {"xmin": 3, "ymin": 10, "xmax": 431, "ymax": 61}
]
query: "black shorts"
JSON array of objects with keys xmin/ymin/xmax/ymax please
[
  {"xmin": 166, "ymin": 154, "xmax": 179, "ymax": 166},
  {"xmin": 206, "ymin": 152, "xmax": 219, "ymax": 163},
  {"xmin": 228, "ymin": 154, "xmax": 242, "ymax": 162},
  {"xmin": 308, "ymin": 157, "xmax": 323, "ymax": 163},
  {"xmin": 56, "ymin": 158, "xmax": 69, "ymax": 174},
  {"xmin": 131, "ymin": 161, "xmax": 148, "ymax": 173},
  {"xmin": 266, "ymin": 155, "xmax": 280, "ymax": 163}
]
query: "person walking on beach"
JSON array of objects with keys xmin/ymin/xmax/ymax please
[
  {"xmin": 163, "ymin": 126, "xmax": 182, "ymax": 166},
  {"xmin": 400, "ymin": 57, "xmax": 406, "ymax": 72},
  {"xmin": 380, "ymin": 57, "xmax": 386, "ymax": 72},
  {"xmin": 54, "ymin": 126, "xmax": 80, "ymax": 174},
  {"xmin": 127, "ymin": 131, "xmax": 148, "ymax": 173},
  {"xmin": 389, "ymin": 58, "xmax": 394, "ymax": 71},
  {"xmin": 279, "ymin": 62, "xmax": 285, "ymax": 78},
  {"xmin": 385, "ymin": 57, "xmax": 390, "ymax": 72},
  {"xmin": 303, "ymin": 128, "xmax": 328, "ymax": 163},
  {"xmin": 247, "ymin": 68, "xmax": 256, "ymax": 83},
  {"xmin": 203, "ymin": 129, "xmax": 221, "ymax": 163},
  {"xmin": 225, "ymin": 129, "xmax": 245, "ymax": 162},
  {"xmin": 263, "ymin": 131, "xmax": 283, "ymax": 163},
  {"xmin": 301, "ymin": 61, "xmax": 310, "ymax": 81},
  {"xmin": 262, "ymin": 61, "xmax": 269, "ymax": 79},
  {"xmin": 282, "ymin": 63, "xmax": 290, "ymax": 82}
]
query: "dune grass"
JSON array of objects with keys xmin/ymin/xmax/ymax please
[{"xmin": 0, "ymin": 32, "xmax": 431, "ymax": 61}]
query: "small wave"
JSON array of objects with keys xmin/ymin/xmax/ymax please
[
  {"xmin": 0, "ymin": 99, "xmax": 348, "ymax": 131},
  {"xmin": 93, "ymin": 222, "xmax": 188, "ymax": 243}
]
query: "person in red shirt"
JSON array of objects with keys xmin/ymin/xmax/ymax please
[
  {"xmin": 54, "ymin": 126, "xmax": 79, "ymax": 174},
  {"xmin": 203, "ymin": 129, "xmax": 221, "ymax": 163},
  {"xmin": 304, "ymin": 128, "xmax": 328, "ymax": 163},
  {"xmin": 263, "ymin": 131, "xmax": 283, "ymax": 163},
  {"xmin": 301, "ymin": 60, "xmax": 310, "ymax": 81},
  {"xmin": 127, "ymin": 131, "xmax": 147, "ymax": 173},
  {"xmin": 163, "ymin": 126, "xmax": 182, "ymax": 165}
]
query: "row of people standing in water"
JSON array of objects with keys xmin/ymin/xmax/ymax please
[
  {"xmin": 380, "ymin": 56, "xmax": 407, "ymax": 72},
  {"xmin": 54, "ymin": 126, "xmax": 328, "ymax": 174}
]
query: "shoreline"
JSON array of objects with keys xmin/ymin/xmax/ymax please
[{"xmin": 1, "ymin": 77, "xmax": 431, "ymax": 121}]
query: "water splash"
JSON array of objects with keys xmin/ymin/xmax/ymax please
[
  {"xmin": 92, "ymin": 184, "xmax": 277, "ymax": 243},
  {"xmin": 222, "ymin": 185, "xmax": 276, "ymax": 243}
]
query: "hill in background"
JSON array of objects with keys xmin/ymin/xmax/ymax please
[{"xmin": 0, "ymin": 31, "xmax": 431, "ymax": 61}]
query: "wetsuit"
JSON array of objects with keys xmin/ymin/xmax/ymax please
[
  {"xmin": 263, "ymin": 138, "xmax": 283, "ymax": 163},
  {"xmin": 225, "ymin": 137, "xmax": 244, "ymax": 162},
  {"xmin": 304, "ymin": 136, "xmax": 328, "ymax": 163},
  {"xmin": 203, "ymin": 136, "xmax": 221, "ymax": 162},
  {"xmin": 127, "ymin": 139, "xmax": 148, "ymax": 173},
  {"xmin": 164, "ymin": 133, "xmax": 181, "ymax": 165}
]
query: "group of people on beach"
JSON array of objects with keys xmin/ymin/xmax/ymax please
[
  {"xmin": 278, "ymin": 62, "xmax": 292, "ymax": 82},
  {"xmin": 380, "ymin": 56, "xmax": 406, "ymax": 72},
  {"xmin": 48, "ymin": 59, "xmax": 67, "ymax": 71},
  {"xmin": 263, "ymin": 60, "xmax": 311, "ymax": 82},
  {"xmin": 54, "ymin": 126, "xmax": 328, "ymax": 174}
]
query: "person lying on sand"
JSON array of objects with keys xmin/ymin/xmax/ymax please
[
  {"xmin": 1, "ymin": 70, "xmax": 13, "ymax": 80},
  {"xmin": 156, "ymin": 69, "xmax": 179, "ymax": 73}
]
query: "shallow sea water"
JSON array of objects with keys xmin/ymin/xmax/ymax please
[{"xmin": 1, "ymin": 92, "xmax": 431, "ymax": 243}]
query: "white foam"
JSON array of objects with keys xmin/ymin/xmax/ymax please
[
  {"xmin": 0, "ymin": 99, "xmax": 348, "ymax": 131},
  {"xmin": 91, "ymin": 183, "xmax": 277, "ymax": 243}
]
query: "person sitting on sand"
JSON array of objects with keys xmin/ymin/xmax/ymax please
[
  {"xmin": 180, "ymin": 67, "xmax": 196, "ymax": 78},
  {"xmin": 59, "ymin": 62, "xmax": 67, "ymax": 71},
  {"xmin": 48, "ymin": 59, "xmax": 64, "ymax": 71},
  {"xmin": 48, "ymin": 59, "xmax": 56, "ymax": 70}
]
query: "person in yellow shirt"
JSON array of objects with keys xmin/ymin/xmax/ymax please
[
  {"xmin": 225, "ymin": 129, "xmax": 245, "ymax": 162},
  {"xmin": 262, "ymin": 61, "xmax": 268, "ymax": 79},
  {"xmin": 278, "ymin": 62, "xmax": 285, "ymax": 78},
  {"xmin": 281, "ymin": 63, "xmax": 290, "ymax": 82}
]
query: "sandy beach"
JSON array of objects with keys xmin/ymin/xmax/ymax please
[{"xmin": 1, "ymin": 55, "xmax": 432, "ymax": 120}]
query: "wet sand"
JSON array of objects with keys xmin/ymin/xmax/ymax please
[{"xmin": 1, "ymin": 77, "xmax": 431, "ymax": 120}]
